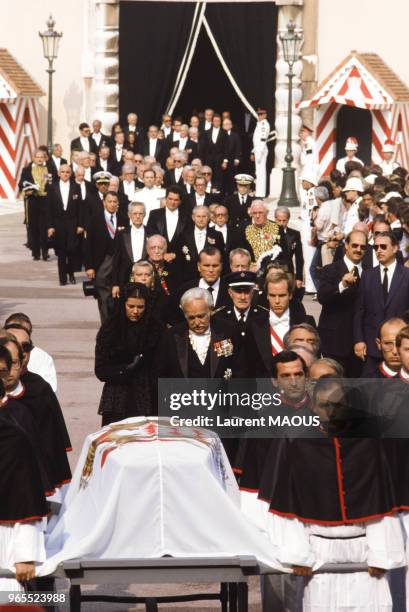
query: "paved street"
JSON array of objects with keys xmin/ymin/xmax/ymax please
[{"xmin": 0, "ymin": 206, "xmax": 320, "ymax": 610}]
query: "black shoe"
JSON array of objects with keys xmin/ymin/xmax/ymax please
[
  {"xmin": 69, "ymin": 273, "xmax": 76, "ymax": 285},
  {"xmin": 33, "ymin": 256, "xmax": 40, "ymax": 261},
  {"xmin": 42, "ymin": 254, "xmax": 50, "ymax": 261},
  {"xmin": 59, "ymin": 280, "xmax": 67, "ymax": 286}
]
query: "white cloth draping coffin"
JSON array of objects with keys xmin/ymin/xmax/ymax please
[{"xmin": 38, "ymin": 418, "xmax": 283, "ymax": 576}]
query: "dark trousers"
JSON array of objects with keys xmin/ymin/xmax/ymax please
[
  {"xmin": 95, "ymin": 254, "xmax": 114, "ymax": 324},
  {"xmin": 27, "ymin": 196, "xmax": 48, "ymax": 258},
  {"xmin": 309, "ymin": 241, "xmax": 323, "ymax": 292},
  {"xmin": 57, "ymin": 250, "xmax": 75, "ymax": 283}
]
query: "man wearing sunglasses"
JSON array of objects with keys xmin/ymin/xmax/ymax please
[
  {"xmin": 354, "ymin": 232, "xmax": 409, "ymax": 376},
  {"xmin": 318, "ymin": 230, "xmax": 367, "ymax": 377}
]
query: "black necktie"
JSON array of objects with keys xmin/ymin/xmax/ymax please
[
  {"xmin": 382, "ymin": 267, "xmax": 388, "ymax": 302},
  {"xmin": 110, "ymin": 214, "xmax": 114, "ymax": 224},
  {"xmin": 239, "ymin": 312, "xmax": 245, "ymax": 322},
  {"xmin": 207, "ymin": 286, "xmax": 214, "ymax": 304},
  {"xmin": 241, "ymin": 197, "xmax": 245, "ymax": 205}
]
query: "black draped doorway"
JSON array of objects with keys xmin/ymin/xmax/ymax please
[
  {"xmin": 119, "ymin": 1, "xmax": 278, "ymax": 130},
  {"xmin": 173, "ymin": 26, "xmax": 245, "ymax": 127}
]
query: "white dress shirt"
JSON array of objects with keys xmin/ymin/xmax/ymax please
[
  {"xmin": 269, "ymin": 308, "xmax": 290, "ymax": 341},
  {"xmin": 189, "ymin": 329, "xmax": 211, "ymax": 365},
  {"xmin": 59, "ymin": 180, "xmax": 70, "ymax": 210},
  {"xmin": 80, "ymin": 136, "xmax": 90, "ymax": 152},
  {"xmin": 84, "ymin": 167, "xmax": 91, "ymax": 182},
  {"xmin": 379, "ymin": 259, "xmax": 397, "ymax": 292},
  {"xmin": 28, "ymin": 346, "xmax": 57, "ymax": 391},
  {"xmin": 115, "ymin": 145, "xmax": 123, "ymax": 162},
  {"xmin": 338, "ymin": 255, "xmax": 363, "ymax": 294},
  {"xmin": 77, "ymin": 181, "xmax": 86, "ymax": 200},
  {"xmin": 178, "ymin": 137, "xmax": 187, "ymax": 150},
  {"xmin": 123, "ymin": 180, "xmax": 136, "ymax": 201},
  {"xmin": 52, "ymin": 155, "xmax": 61, "ymax": 171},
  {"xmin": 211, "ymin": 127, "xmax": 220, "ymax": 144},
  {"xmin": 165, "ymin": 207, "xmax": 179, "ymax": 242},
  {"xmin": 194, "ymin": 227, "xmax": 207, "ymax": 254},
  {"xmin": 104, "ymin": 210, "xmax": 117, "ymax": 232},
  {"xmin": 205, "ymin": 120, "xmax": 212, "ymax": 131},
  {"xmin": 99, "ymin": 158, "xmax": 108, "ymax": 172},
  {"xmin": 199, "ymin": 277, "xmax": 220, "ymax": 305},
  {"xmin": 149, "ymin": 139, "xmax": 158, "ymax": 157},
  {"xmin": 92, "ymin": 133, "xmax": 102, "ymax": 147},
  {"xmin": 195, "ymin": 193, "xmax": 206, "ymax": 206},
  {"xmin": 234, "ymin": 306, "xmax": 250, "ymax": 322},
  {"xmin": 131, "ymin": 225, "xmax": 145, "ymax": 261},
  {"xmin": 343, "ymin": 199, "xmax": 361, "ymax": 235},
  {"xmin": 136, "ymin": 187, "xmax": 162, "ymax": 220},
  {"xmin": 128, "ymin": 125, "xmax": 136, "ymax": 133},
  {"xmin": 214, "ymin": 223, "xmax": 227, "ymax": 245},
  {"xmin": 174, "ymin": 167, "xmax": 183, "ymax": 183}
]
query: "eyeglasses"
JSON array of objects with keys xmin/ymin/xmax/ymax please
[
  {"xmin": 373, "ymin": 244, "xmax": 388, "ymax": 251},
  {"xmin": 350, "ymin": 243, "xmax": 366, "ymax": 250},
  {"xmin": 202, "ymin": 172, "xmax": 212, "ymax": 175}
]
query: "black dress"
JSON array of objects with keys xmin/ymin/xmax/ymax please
[{"xmin": 95, "ymin": 307, "xmax": 164, "ymax": 425}]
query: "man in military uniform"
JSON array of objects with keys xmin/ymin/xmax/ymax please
[
  {"xmin": 299, "ymin": 123, "xmax": 317, "ymax": 175},
  {"xmin": 335, "ymin": 136, "xmax": 364, "ymax": 174},
  {"xmin": 379, "ymin": 139, "xmax": 399, "ymax": 176},
  {"xmin": 239, "ymin": 200, "xmax": 289, "ymax": 271},
  {"xmin": 251, "ymin": 108, "xmax": 270, "ymax": 197},
  {"xmin": 215, "ymin": 271, "xmax": 266, "ymax": 341},
  {"xmin": 224, "ymin": 174, "xmax": 255, "ymax": 229}
]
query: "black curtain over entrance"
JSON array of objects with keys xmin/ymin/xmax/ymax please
[
  {"xmin": 119, "ymin": 1, "xmax": 278, "ymax": 127},
  {"xmin": 173, "ymin": 26, "xmax": 245, "ymax": 126},
  {"xmin": 119, "ymin": 1, "xmax": 196, "ymax": 125},
  {"xmin": 205, "ymin": 3, "xmax": 277, "ymax": 119}
]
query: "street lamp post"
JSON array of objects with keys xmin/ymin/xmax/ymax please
[
  {"xmin": 39, "ymin": 15, "xmax": 62, "ymax": 155},
  {"xmin": 278, "ymin": 20, "xmax": 303, "ymax": 208}
]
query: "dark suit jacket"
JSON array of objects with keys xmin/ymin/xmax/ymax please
[
  {"xmin": 224, "ymin": 193, "xmax": 254, "ymax": 229},
  {"xmin": 139, "ymin": 139, "xmax": 168, "ymax": 165},
  {"xmin": 167, "ymin": 278, "xmax": 231, "ymax": 326},
  {"xmin": 157, "ymin": 318, "xmax": 246, "ymax": 378},
  {"xmin": 284, "ymin": 227, "xmax": 304, "ymax": 281},
  {"xmin": 214, "ymin": 305, "xmax": 267, "ymax": 342},
  {"xmin": 177, "ymin": 226, "xmax": 226, "ymax": 281},
  {"xmin": 163, "ymin": 169, "xmax": 184, "ymax": 188},
  {"xmin": 245, "ymin": 303, "xmax": 316, "ymax": 377},
  {"xmin": 202, "ymin": 128, "xmax": 228, "ymax": 166},
  {"xmin": 95, "ymin": 157, "xmax": 116, "ymax": 175},
  {"xmin": 184, "ymin": 191, "xmax": 219, "ymax": 212},
  {"xmin": 70, "ymin": 136, "xmax": 97, "ymax": 154},
  {"xmin": 118, "ymin": 179, "xmax": 138, "ymax": 201},
  {"xmin": 111, "ymin": 226, "xmax": 147, "ymax": 287},
  {"xmin": 353, "ymin": 263, "xmax": 409, "ymax": 357},
  {"xmin": 318, "ymin": 258, "xmax": 360, "ymax": 357},
  {"xmin": 224, "ymin": 130, "xmax": 242, "ymax": 164},
  {"xmin": 171, "ymin": 139, "xmax": 198, "ymax": 162},
  {"xmin": 46, "ymin": 182, "xmax": 83, "ymax": 251},
  {"xmin": 47, "ymin": 157, "xmax": 68, "ymax": 179},
  {"xmin": 84, "ymin": 208, "xmax": 128, "ymax": 271},
  {"xmin": 91, "ymin": 133, "xmax": 112, "ymax": 150},
  {"xmin": 146, "ymin": 207, "xmax": 190, "ymax": 253}
]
